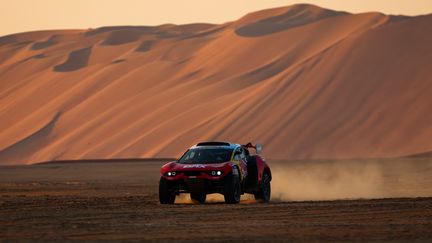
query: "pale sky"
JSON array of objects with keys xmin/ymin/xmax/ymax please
[{"xmin": 2, "ymin": 0, "xmax": 432, "ymax": 37}]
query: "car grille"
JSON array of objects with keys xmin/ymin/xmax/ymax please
[{"xmin": 183, "ymin": 171, "xmax": 205, "ymax": 176}]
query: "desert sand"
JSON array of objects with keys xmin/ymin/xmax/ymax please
[
  {"xmin": 2, "ymin": 3, "xmax": 432, "ymax": 241},
  {"xmin": 1, "ymin": 158, "xmax": 432, "ymax": 241},
  {"xmin": 0, "ymin": 4, "xmax": 432, "ymax": 164}
]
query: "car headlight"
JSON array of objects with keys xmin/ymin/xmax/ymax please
[
  {"xmin": 166, "ymin": 171, "xmax": 177, "ymax": 176},
  {"xmin": 210, "ymin": 170, "xmax": 222, "ymax": 176}
]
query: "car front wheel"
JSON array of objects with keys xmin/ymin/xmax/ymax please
[
  {"xmin": 159, "ymin": 177, "xmax": 176, "ymax": 204},
  {"xmin": 224, "ymin": 168, "xmax": 241, "ymax": 204}
]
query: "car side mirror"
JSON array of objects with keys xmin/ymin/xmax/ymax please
[{"xmin": 255, "ymin": 143, "xmax": 262, "ymax": 154}]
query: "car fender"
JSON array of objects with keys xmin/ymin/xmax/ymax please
[{"xmin": 255, "ymin": 155, "xmax": 271, "ymax": 182}]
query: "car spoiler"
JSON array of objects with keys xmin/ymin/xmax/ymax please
[{"xmin": 243, "ymin": 142, "xmax": 263, "ymax": 154}]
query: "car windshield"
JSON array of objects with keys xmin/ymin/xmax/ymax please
[{"xmin": 178, "ymin": 148, "xmax": 233, "ymax": 164}]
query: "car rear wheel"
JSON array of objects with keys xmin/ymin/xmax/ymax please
[
  {"xmin": 190, "ymin": 193, "xmax": 206, "ymax": 204},
  {"xmin": 254, "ymin": 173, "xmax": 271, "ymax": 203},
  {"xmin": 159, "ymin": 177, "xmax": 176, "ymax": 204},
  {"xmin": 224, "ymin": 168, "xmax": 241, "ymax": 204}
]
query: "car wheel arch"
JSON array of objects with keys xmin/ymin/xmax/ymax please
[
  {"xmin": 230, "ymin": 164, "xmax": 240, "ymax": 177},
  {"xmin": 263, "ymin": 167, "xmax": 272, "ymax": 181}
]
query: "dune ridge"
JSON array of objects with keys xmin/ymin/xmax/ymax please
[{"xmin": 0, "ymin": 4, "xmax": 431, "ymax": 164}]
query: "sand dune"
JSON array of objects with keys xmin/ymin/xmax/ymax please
[
  {"xmin": 0, "ymin": 4, "xmax": 431, "ymax": 164},
  {"xmin": 235, "ymin": 4, "xmax": 347, "ymax": 36},
  {"xmin": 31, "ymin": 35, "xmax": 58, "ymax": 50},
  {"xmin": 54, "ymin": 46, "xmax": 92, "ymax": 72}
]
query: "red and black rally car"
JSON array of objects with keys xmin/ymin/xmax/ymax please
[{"xmin": 159, "ymin": 142, "xmax": 271, "ymax": 204}]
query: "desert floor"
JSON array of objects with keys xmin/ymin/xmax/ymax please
[{"xmin": 1, "ymin": 159, "xmax": 432, "ymax": 241}]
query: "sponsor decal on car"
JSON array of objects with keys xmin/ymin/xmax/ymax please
[{"xmin": 183, "ymin": 164, "xmax": 206, "ymax": 168}]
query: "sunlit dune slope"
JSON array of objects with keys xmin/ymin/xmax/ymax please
[{"xmin": 0, "ymin": 4, "xmax": 431, "ymax": 164}]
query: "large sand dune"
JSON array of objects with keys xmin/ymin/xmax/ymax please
[{"xmin": 0, "ymin": 4, "xmax": 431, "ymax": 164}]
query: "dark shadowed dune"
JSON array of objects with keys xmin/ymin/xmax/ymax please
[
  {"xmin": 31, "ymin": 35, "xmax": 58, "ymax": 50},
  {"xmin": 84, "ymin": 26, "xmax": 154, "ymax": 36},
  {"xmin": 53, "ymin": 46, "xmax": 92, "ymax": 72},
  {"xmin": 0, "ymin": 35, "xmax": 18, "ymax": 46},
  {"xmin": 101, "ymin": 30, "xmax": 144, "ymax": 45},
  {"xmin": 135, "ymin": 40, "xmax": 154, "ymax": 52}
]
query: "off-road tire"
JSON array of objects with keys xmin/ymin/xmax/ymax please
[
  {"xmin": 224, "ymin": 168, "xmax": 241, "ymax": 204},
  {"xmin": 254, "ymin": 173, "xmax": 271, "ymax": 203},
  {"xmin": 159, "ymin": 177, "xmax": 176, "ymax": 204}
]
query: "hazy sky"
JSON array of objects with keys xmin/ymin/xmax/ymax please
[{"xmin": 2, "ymin": 0, "xmax": 432, "ymax": 37}]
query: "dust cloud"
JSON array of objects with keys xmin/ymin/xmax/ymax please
[{"xmin": 270, "ymin": 158, "xmax": 432, "ymax": 201}]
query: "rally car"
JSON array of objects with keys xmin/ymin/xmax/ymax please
[{"xmin": 159, "ymin": 142, "xmax": 271, "ymax": 204}]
